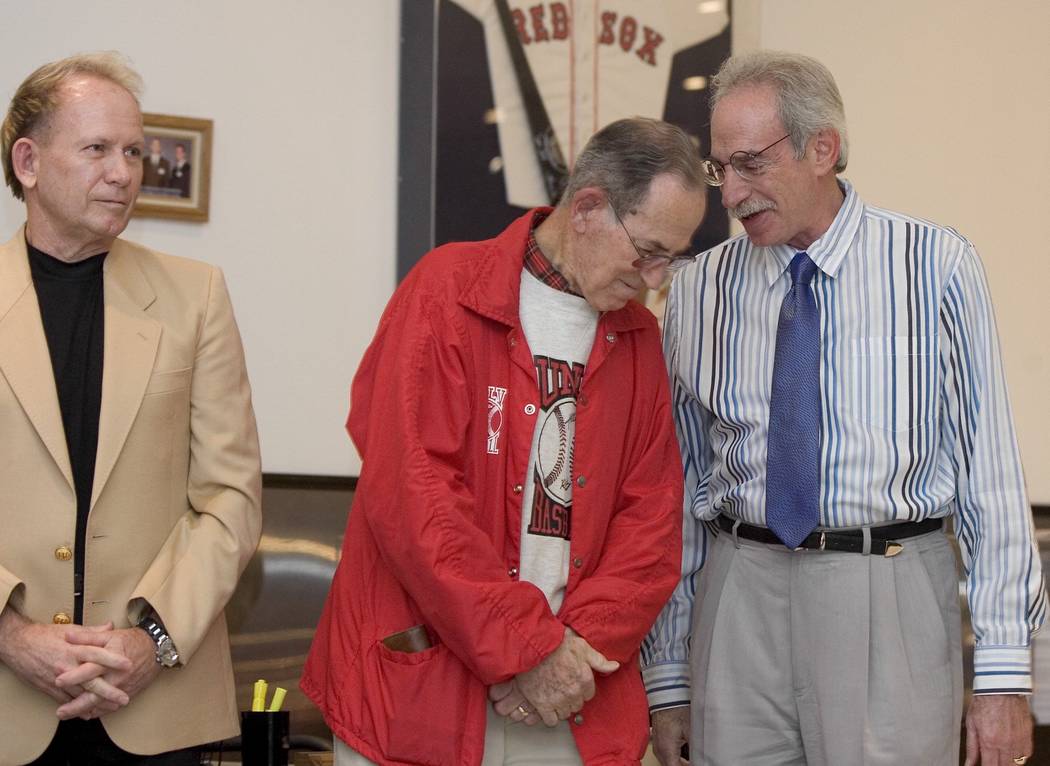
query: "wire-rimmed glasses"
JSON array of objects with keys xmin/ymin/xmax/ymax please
[
  {"xmin": 610, "ymin": 205, "xmax": 696, "ymax": 274},
  {"xmin": 700, "ymin": 133, "xmax": 791, "ymax": 187}
]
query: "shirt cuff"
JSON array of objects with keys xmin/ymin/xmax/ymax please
[
  {"xmin": 972, "ymin": 645, "xmax": 1032, "ymax": 694},
  {"xmin": 642, "ymin": 661, "xmax": 691, "ymax": 711}
]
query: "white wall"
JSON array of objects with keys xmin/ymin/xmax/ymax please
[
  {"xmin": 2, "ymin": 2, "xmax": 1046, "ymax": 499},
  {"xmin": 0, "ymin": 0, "xmax": 401, "ymax": 476},
  {"xmin": 732, "ymin": 0, "xmax": 1050, "ymax": 502}
]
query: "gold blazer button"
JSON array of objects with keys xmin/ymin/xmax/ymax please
[
  {"xmin": 52, "ymin": 612, "xmax": 71, "ymax": 625},
  {"xmin": 55, "ymin": 546, "xmax": 73, "ymax": 561}
]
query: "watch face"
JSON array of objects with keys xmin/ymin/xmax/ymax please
[
  {"xmin": 139, "ymin": 617, "xmax": 179, "ymax": 666},
  {"xmin": 157, "ymin": 637, "xmax": 180, "ymax": 667}
]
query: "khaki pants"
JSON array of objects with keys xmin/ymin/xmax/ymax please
[
  {"xmin": 336, "ymin": 701, "xmax": 582, "ymax": 766},
  {"xmin": 690, "ymin": 527, "xmax": 963, "ymax": 765}
]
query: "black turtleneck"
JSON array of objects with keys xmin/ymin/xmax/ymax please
[{"xmin": 27, "ymin": 240, "xmax": 106, "ymax": 624}]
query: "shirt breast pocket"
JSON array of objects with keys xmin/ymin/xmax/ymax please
[{"xmin": 847, "ymin": 335, "xmax": 939, "ymax": 433}]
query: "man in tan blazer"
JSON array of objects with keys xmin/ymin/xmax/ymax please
[{"xmin": 0, "ymin": 53, "xmax": 261, "ymax": 765}]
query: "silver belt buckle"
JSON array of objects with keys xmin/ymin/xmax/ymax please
[{"xmin": 794, "ymin": 531, "xmax": 825, "ymax": 552}]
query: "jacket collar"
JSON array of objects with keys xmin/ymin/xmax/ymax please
[
  {"xmin": 0, "ymin": 225, "xmax": 160, "ymax": 504},
  {"xmin": 0, "ymin": 226, "xmax": 32, "ymax": 318},
  {"xmin": 105, "ymin": 237, "xmax": 157, "ymax": 311},
  {"xmin": 457, "ymin": 208, "xmax": 648, "ymax": 332},
  {"xmin": 0, "ymin": 226, "xmax": 156, "ymax": 315}
]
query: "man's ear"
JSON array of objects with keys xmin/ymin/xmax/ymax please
[
  {"xmin": 568, "ymin": 186, "xmax": 608, "ymax": 233},
  {"xmin": 810, "ymin": 128, "xmax": 841, "ymax": 176},
  {"xmin": 11, "ymin": 137, "xmax": 40, "ymax": 192}
]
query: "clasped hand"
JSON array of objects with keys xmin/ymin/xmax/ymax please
[
  {"xmin": 0, "ymin": 610, "xmax": 160, "ymax": 721},
  {"xmin": 489, "ymin": 629, "xmax": 619, "ymax": 727}
]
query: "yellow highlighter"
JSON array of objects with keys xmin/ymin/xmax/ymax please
[
  {"xmin": 267, "ymin": 686, "xmax": 287, "ymax": 712},
  {"xmin": 252, "ymin": 679, "xmax": 268, "ymax": 712}
]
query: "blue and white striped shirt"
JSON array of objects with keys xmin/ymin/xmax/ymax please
[{"xmin": 642, "ymin": 180, "xmax": 1046, "ymax": 710}]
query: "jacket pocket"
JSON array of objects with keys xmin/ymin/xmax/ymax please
[
  {"xmin": 144, "ymin": 366, "xmax": 192, "ymax": 396},
  {"xmin": 367, "ymin": 640, "xmax": 483, "ymax": 765}
]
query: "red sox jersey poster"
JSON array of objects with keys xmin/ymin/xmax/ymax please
[
  {"xmin": 432, "ymin": 0, "xmax": 732, "ymax": 253},
  {"xmin": 450, "ymin": 0, "xmax": 728, "ymax": 208}
]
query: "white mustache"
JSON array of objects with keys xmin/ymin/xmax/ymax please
[{"xmin": 729, "ymin": 199, "xmax": 776, "ymax": 220}]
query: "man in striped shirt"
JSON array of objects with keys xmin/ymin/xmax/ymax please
[{"xmin": 643, "ymin": 50, "xmax": 1045, "ymax": 766}]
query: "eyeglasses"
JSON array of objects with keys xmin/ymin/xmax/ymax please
[
  {"xmin": 610, "ymin": 205, "xmax": 696, "ymax": 274},
  {"xmin": 700, "ymin": 133, "xmax": 791, "ymax": 187}
]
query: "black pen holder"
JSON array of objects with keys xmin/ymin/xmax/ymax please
[{"xmin": 240, "ymin": 710, "xmax": 290, "ymax": 766}]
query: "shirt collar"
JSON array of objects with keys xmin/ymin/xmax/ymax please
[
  {"xmin": 763, "ymin": 178, "xmax": 864, "ymax": 286},
  {"xmin": 522, "ymin": 209, "xmax": 581, "ymax": 296}
]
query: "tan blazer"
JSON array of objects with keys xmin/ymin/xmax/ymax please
[{"xmin": 0, "ymin": 228, "xmax": 262, "ymax": 764}]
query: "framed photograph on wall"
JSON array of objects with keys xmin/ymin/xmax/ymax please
[{"xmin": 134, "ymin": 113, "xmax": 213, "ymax": 222}]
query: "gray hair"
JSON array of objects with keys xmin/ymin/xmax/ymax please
[
  {"xmin": 560, "ymin": 116, "xmax": 705, "ymax": 215},
  {"xmin": 2, "ymin": 51, "xmax": 143, "ymax": 201},
  {"xmin": 711, "ymin": 50, "xmax": 849, "ymax": 173}
]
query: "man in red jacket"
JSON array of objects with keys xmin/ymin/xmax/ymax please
[{"xmin": 303, "ymin": 117, "xmax": 707, "ymax": 765}]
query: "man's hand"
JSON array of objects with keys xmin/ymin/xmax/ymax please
[
  {"xmin": 54, "ymin": 626, "xmax": 161, "ymax": 720},
  {"xmin": 489, "ymin": 679, "xmax": 543, "ymax": 726},
  {"xmin": 503, "ymin": 629, "xmax": 619, "ymax": 727},
  {"xmin": 964, "ymin": 693, "xmax": 1033, "ymax": 766},
  {"xmin": 0, "ymin": 606, "xmax": 131, "ymax": 708},
  {"xmin": 651, "ymin": 706, "xmax": 690, "ymax": 766}
]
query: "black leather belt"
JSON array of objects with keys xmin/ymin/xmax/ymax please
[{"xmin": 716, "ymin": 515, "xmax": 944, "ymax": 557}]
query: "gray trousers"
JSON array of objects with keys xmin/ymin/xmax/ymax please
[{"xmin": 690, "ymin": 527, "xmax": 963, "ymax": 765}]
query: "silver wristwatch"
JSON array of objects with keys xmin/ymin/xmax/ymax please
[{"xmin": 137, "ymin": 615, "xmax": 180, "ymax": 668}]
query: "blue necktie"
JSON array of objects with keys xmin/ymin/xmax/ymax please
[{"xmin": 765, "ymin": 252, "xmax": 821, "ymax": 549}]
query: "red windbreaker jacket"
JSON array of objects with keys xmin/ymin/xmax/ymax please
[{"xmin": 302, "ymin": 209, "xmax": 683, "ymax": 765}]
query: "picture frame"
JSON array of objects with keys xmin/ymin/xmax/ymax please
[{"xmin": 134, "ymin": 113, "xmax": 213, "ymax": 222}]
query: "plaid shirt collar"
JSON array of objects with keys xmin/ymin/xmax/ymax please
[{"xmin": 523, "ymin": 210, "xmax": 580, "ymax": 296}]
